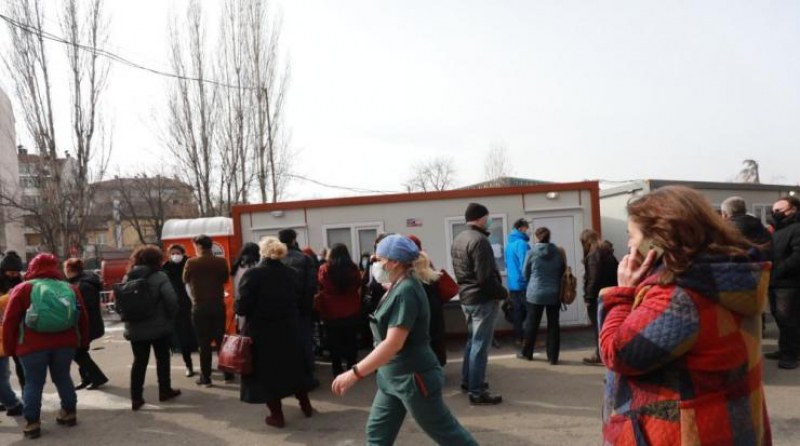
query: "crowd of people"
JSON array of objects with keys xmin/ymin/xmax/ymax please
[{"xmin": 0, "ymin": 190, "xmax": 795, "ymax": 444}]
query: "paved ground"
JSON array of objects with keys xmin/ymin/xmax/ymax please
[{"xmin": 0, "ymin": 320, "xmax": 798, "ymax": 445}]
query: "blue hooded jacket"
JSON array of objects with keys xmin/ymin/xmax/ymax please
[{"xmin": 505, "ymin": 229, "xmax": 530, "ymax": 292}]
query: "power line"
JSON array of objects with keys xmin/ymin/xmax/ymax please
[
  {"xmin": 0, "ymin": 12, "xmax": 260, "ymax": 91},
  {"xmin": 287, "ymin": 173, "xmax": 402, "ymax": 195}
]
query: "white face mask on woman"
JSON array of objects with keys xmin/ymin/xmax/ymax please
[
  {"xmin": 371, "ymin": 261, "xmax": 391, "ymax": 284},
  {"xmin": 170, "ymin": 254, "xmax": 183, "ymax": 264}
]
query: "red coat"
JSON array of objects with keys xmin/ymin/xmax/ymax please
[
  {"xmin": 317, "ymin": 264, "xmax": 362, "ymax": 322},
  {"xmin": 599, "ymin": 258, "xmax": 771, "ymax": 446},
  {"xmin": 2, "ymin": 254, "xmax": 89, "ymax": 357}
]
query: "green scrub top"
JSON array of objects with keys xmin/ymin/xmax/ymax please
[{"xmin": 371, "ymin": 274, "xmax": 439, "ymax": 377}]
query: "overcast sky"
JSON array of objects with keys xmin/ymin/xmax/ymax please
[{"xmin": 5, "ymin": 0, "xmax": 800, "ymax": 199}]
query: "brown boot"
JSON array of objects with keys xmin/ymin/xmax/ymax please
[
  {"xmin": 296, "ymin": 392, "xmax": 313, "ymax": 418},
  {"xmin": 265, "ymin": 400, "xmax": 285, "ymax": 428},
  {"xmin": 24, "ymin": 419, "xmax": 41, "ymax": 439},
  {"xmin": 56, "ymin": 409, "xmax": 77, "ymax": 427},
  {"xmin": 582, "ymin": 355, "xmax": 603, "ymax": 366}
]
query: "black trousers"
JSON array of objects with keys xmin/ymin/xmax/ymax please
[
  {"xmin": 522, "ymin": 303, "xmax": 561, "ymax": 363},
  {"xmin": 74, "ymin": 347, "xmax": 108, "ymax": 384},
  {"xmin": 586, "ymin": 299, "xmax": 600, "ymax": 358},
  {"xmin": 770, "ymin": 288, "xmax": 800, "ymax": 360},
  {"xmin": 130, "ymin": 335, "xmax": 172, "ymax": 400},
  {"xmin": 193, "ymin": 304, "xmax": 226, "ymax": 380},
  {"xmin": 325, "ymin": 323, "xmax": 358, "ymax": 375}
]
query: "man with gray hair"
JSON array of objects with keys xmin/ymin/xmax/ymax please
[{"xmin": 720, "ymin": 196, "xmax": 771, "ymax": 249}]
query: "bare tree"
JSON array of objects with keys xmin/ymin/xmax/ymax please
[
  {"xmin": 404, "ymin": 157, "xmax": 457, "ymax": 192},
  {"xmin": 246, "ymin": 0, "xmax": 291, "ymax": 203},
  {"xmin": 164, "ymin": 0, "xmax": 292, "ymax": 214},
  {"xmin": 165, "ymin": 0, "xmax": 220, "ymax": 217},
  {"xmin": 737, "ymin": 159, "xmax": 760, "ymax": 184},
  {"xmin": 216, "ymin": 0, "xmax": 254, "ymax": 212},
  {"xmin": 0, "ymin": 0, "xmax": 110, "ymax": 256},
  {"xmin": 107, "ymin": 173, "xmax": 197, "ymax": 246},
  {"xmin": 484, "ymin": 143, "xmax": 514, "ymax": 181},
  {"xmin": 60, "ymin": 0, "xmax": 111, "ymax": 253}
]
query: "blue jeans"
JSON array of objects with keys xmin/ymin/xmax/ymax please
[
  {"xmin": 19, "ymin": 348, "xmax": 76, "ymax": 421},
  {"xmin": 0, "ymin": 356, "xmax": 22, "ymax": 409},
  {"xmin": 461, "ymin": 301, "xmax": 499, "ymax": 396}
]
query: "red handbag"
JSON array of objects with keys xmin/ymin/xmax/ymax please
[
  {"xmin": 436, "ymin": 269, "xmax": 460, "ymax": 303},
  {"xmin": 218, "ymin": 333, "xmax": 254, "ymax": 375}
]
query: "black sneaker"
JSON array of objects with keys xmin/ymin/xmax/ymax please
[
  {"xmin": 778, "ymin": 358, "xmax": 799, "ymax": 370},
  {"xmin": 195, "ymin": 377, "xmax": 212, "ymax": 387},
  {"xmin": 764, "ymin": 351, "xmax": 782, "ymax": 360},
  {"xmin": 469, "ymin": 392, "xmax": 503, "ymax": 405},
  {"xmin": 460, "ymin": 382, "xmax": 489, "ymax": 393},
  {"xmin": 516, "ymin": 352, "xmax": 533, "ymax": 361},
  {"xmin": 87, "ymin": 377, "xmax": 109, "ymax": 390}
]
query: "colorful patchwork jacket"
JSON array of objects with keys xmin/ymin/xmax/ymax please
[{"xmin": 599, "ymin": 256, "xmax": 772, "ymax": 445}]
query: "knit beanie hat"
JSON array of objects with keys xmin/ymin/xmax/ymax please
[
  {"xmin": 376, "ymin": 235, "xmax": 420, "ymax": 264},
  {"xmin": 464, "ymin": 203, "xmax": 489, "ymax": 222},
  {"xmin": 0, "ymin": 251, "xmax": 24, "ymax": 272}
]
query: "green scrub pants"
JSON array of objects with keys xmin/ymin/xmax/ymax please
[{"xmin": 365, "ymin": 368, "xmax": 478, "ymax": 445}]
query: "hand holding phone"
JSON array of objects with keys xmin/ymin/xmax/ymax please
[
  {"xmin": 619, "ymin": 240, "xmax": 661, "ymax": 287},
  {"xmin": 637, "ymin": 238, "xmax": 664, "ymax": 263}
]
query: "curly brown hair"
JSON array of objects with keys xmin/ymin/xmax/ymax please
[
  {"xmin": 128, "ymin": 245, "xmax": 164, "ymax": 272},
  {"xmin": 626, "ymin": 186, "xmax": 750, "ymax": 283}
]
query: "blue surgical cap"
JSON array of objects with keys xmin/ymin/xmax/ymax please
[{"xmin": 376, "ymin": 234, "xmax": 420, "ymax": 264}]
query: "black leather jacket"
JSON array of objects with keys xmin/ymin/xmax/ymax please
[{"xmin": 451, "ymin": 225, "xmax": 507, "ymax": 305}]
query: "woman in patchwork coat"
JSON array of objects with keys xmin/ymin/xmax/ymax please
[{"xmin": 600, "ymin": 186, "xmax": 771, "ymax": 446}]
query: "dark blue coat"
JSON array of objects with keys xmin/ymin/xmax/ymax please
[{"xmin": 524, "ymin": 243, "xmax": 565, "ymax": 305}]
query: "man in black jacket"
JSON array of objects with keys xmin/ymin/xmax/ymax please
[
  {"xmin": 451, "ymin": 203, "xmax": 507, "ymax": 405},
  {"xmin": 721, "ymin": 196, "xmax": 772, "ymax": 253},
  {"xmin": 766, "ymin": 196, "xmax": 800, "ymax": 370},
  {"xmin": 278, "ymin": 229, "xmax": 319, "ymax": 389}
]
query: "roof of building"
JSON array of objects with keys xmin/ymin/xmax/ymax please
[
  {"xmin": 599, "ymin": 179, "xmax": 800, "ymax": 198},
  {"xmin": 459, "ymin": 176, "xmax": 551, "ymax": 190}
]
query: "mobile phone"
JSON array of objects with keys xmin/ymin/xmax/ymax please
[{"xmin": 637, "ymin": 238, "xmax": 664, "ymax": 262}]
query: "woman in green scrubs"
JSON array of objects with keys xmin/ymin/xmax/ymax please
[{"xmin": 332, "ymin": 234, "xmax": 478, "ymax": 445}]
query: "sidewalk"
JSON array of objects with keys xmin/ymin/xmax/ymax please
[{"xmin": 0, "ymin": 322, "xmax": 796, "ymax": 445}]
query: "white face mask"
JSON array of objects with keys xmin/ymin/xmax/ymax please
[
  {"xmin": 371, "ymin": 261, "xmax": 391, "ymax": 284},
  {"xmin": 170, "ymin": 254, "xmax": 183, "ymax": 264}
]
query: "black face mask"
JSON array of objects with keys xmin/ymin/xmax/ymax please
[
  {"xmin": 4, "ymin": 275, "xmax": 22, "ymax": 288},
  {"xmin": 772, "ymin": 210, "xmax": 788, "ymax": 225}
]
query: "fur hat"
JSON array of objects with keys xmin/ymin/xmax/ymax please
[{"xmin": 464, "ymin": 203, "xmax": 489, "ymax": 222}]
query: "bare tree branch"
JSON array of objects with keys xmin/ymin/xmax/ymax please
[
  {"xmin": 404, "ymin": 157, "xmax": 457, "ymax": 192},
  {"xmin": 1, "ymin": 0, "xmax": 110, "ymax": 257},
  {"xmin": 737, "ymin": 159, "xmax": 760, "ymax": 184},
  {"xmin": 484, "ymin": 142, "xmax": 514, "ymax": 181}
]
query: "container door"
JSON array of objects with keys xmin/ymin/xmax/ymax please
[{"xmin": 528, "ymin": 213, "xmax": 586, "ymax": 326}]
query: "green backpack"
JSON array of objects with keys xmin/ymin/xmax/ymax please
[{"xmin": 24, "ymin": 279, "xmax": 79, "ymax": 332}]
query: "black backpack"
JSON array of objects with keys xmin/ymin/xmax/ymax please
[{"xmin": 113, "ymin": 271, "xmax": 158, "ymax": 322}]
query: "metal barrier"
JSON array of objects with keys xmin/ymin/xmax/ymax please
[{"xmin": 100, "ymin": 291, "xmax": 116, "ymax": 314}]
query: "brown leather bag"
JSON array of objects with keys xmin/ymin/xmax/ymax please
[
  {"xmin": 218, "ymin": 332, "xmax": 254, "ymax": 375},
  {"xmin": 557, "ymin": 247, "xmax": 577, "ymax": 306}
]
